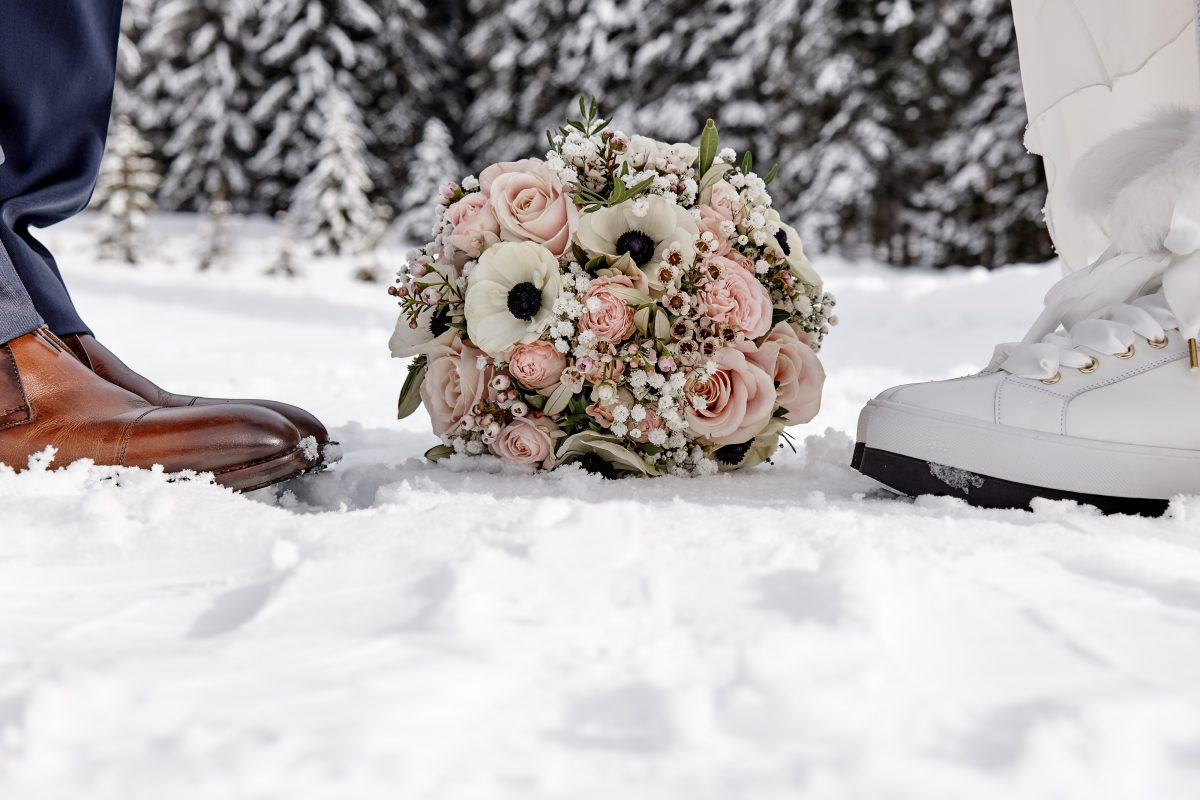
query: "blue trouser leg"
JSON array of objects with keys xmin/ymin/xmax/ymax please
[{"xmin": 0, "ymin": 0, "xmax": 125, "ymax": 341}]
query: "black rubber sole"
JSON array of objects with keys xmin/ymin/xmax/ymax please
[{"xmin": 852, "ymin": 443, "xmax": 1170, "ymax": 518}]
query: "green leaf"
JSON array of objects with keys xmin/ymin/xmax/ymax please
[
  {"xmin": 607, "ymin": 286, "xmax": 654, "ymax": 307},
  {"xmin": 425, "ymin": 444, "xmax": 454, "ymax": 462},
  {"xmin": 698, "ymin": 118, "xmax": 719, "ymax": 176},
  {"xmin": 771, "ymin": 308, "xmax": 791, "ymax": 326},
  {"xmin": 741, "ymin": 151, "xmax": 753, "ymax": 174},
  {"xmin": 697, "ymin": 163, "xmax": 734, "ymax": 205},
  {"xmin": 543, "ymin": 381, "xmax": 575, "ymax": 416},
  {"xmin": 585, "ymin": 255, "xmax": 609, "ymax": 272},
  {"xmin": 397, "ymin": 356, "xmax": 427, "ymax": 420},
  {"xmin": 764, "ymin": 163, "xmax": 780, "ymax": 186}
]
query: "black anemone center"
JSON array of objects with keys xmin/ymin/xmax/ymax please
[
  {"xmin": 715, "ymin": 439, "xmax": 755, "ymax": 466},
  {"xmin": 577, "ymin": 453, "xmax": 618, "ymax": 480},
  {"xmin": 430, "ymin": 307, "xmax": 452, "ymax": 337},
  {"xmin": 506, "ymin": 281, "xmax": 542, "ymax": 321},
  {"xmin": 774, "ymin": 229, "xmax": 791, "ymax": 256},
  {"xmin": 616, "ymin": 230, "xmax": 657, "ymax": 267}
]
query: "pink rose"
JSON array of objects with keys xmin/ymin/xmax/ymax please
[
  {"xmin": 627, "ymin": 406, "xmax": 664, "ymax": 443},
  {"xmin": 489, "ymin": 416, "xmax": 562, "ymax": 469},
  {"xmin": 481, "ymin": 158, "xmax": 578, "ymax": 257},
  {"xmin": 748, "ymin": 323, "xmax": 825, "ymax": 425},
  {"xmin": 684, "ymin": 341, "xmax": 776, "ymax": 447},
  {"xmin": 696, "ymin": 256, "xmax": 773, "ymax": 339},
  {"xmin": 508, "ymin": 341, "xmax": 566, "ymax": 391},
  {"xmin": 696, "ymin": 205, "xmax": 733, "ymax": 257},
  {"xmin": 420, "ymin": 332, "xmax": 492, "ymax": 437},
  {"xmin": 579, "ymin": 276, "xmax": 637, "ymax": 343},
  {"xmin": 708, "ymin": 180, "xmax": 742, "ymax": 222},
  {"xmin": 445, "ymin": 193, "xmax": 500, "ymax": 258}
]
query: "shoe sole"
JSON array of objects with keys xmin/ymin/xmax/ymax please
[
  {"xmin": 214, "ymin": 446, "xmax": 316, "ymax": 493},
  {"xmin": 853, "ymin": 399, "xmax": 1200, "ymax": 516},
  {"xmin": 852, "ymin": 443, "xmax": 1169, "ymax": 517}
]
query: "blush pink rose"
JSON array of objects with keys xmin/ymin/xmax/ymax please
[
  {"xmin": 684, "ymin": 341, "xmax": 776, "ymax": 447},
  {"xmin": 508, "ymin": 341, "xmax": 566, "ymax": 391},
  {"xmin": 579, "ymin": 276, "xmax": 637, "ymax": 343},
  {"xmin": 696, "ymin": 205, "xmax": 733, "ymax": 257},
  {"xmin": 489, "ymin": 416, "xmax": 562, "ymax": 469},
  {"xmin": 696, "ymin": 256, "xmax": 773, "ymax": 339},
  {"xmin": 708, "ymin": 180, "xmax": 742, "ymax": 222},
  {"xmin": 747, "ymin": 323, "xmax": 825, "ymax": 425},
  {"xmin": 481, "ymin": 158, "xmax": 578, "ymax": 257},
  {"xmin": 445, "ymin": 193, "xmax": 500, "ymax": 258},
  {"xmin": 420, "ymin": 332, "xmax": 492, "ymax": 437}
]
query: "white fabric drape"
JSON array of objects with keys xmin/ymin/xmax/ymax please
[{"xmin": 1012, "ymin": 0, "xmax": 1200, "ymax": 272}]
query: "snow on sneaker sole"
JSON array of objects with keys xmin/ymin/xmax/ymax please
[{"xmin": 852, "ymin": 398, "xmax": 1200, "ymax": 516}]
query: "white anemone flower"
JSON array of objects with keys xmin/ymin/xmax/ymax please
[
  {"xmin": 576, "ymin": 195, "xmax": 699, "ymax": 274},
  {"xmin": 464, "ymin": 241, "xmax": 563, "ymax": 358},
  {"xmin": 766, "ymin": 209, "xmax": 823, "ymax": 291},
  {"xmin": 389, "ymin": 305, "xmax": 452, "ymax": 358}
]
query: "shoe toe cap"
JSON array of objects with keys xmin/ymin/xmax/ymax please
[
  {"xmin": 122, "ymin": 404, "xmax": 308, "ymax": 477},
  {"xmin": 873, "ymin": 372, "xmax": 1003, "ymax": 423}
]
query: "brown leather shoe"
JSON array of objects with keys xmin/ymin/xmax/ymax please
[
  {"xmin": 61, "ymin": 333, "xmax": 339, "ymax": 466},
  {"xmin": 0, "ymin": 328, "xmax": 317, "ymax": 492}
]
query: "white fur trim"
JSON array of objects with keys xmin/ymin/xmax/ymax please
[{"xmin": 1069, "ymin": 106, "xmax": 1200, "ymax": 255}]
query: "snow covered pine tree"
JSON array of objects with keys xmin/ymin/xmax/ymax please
[{"xmin": 91, "ymin": 117, "xmax": 161, "ymax": 265}]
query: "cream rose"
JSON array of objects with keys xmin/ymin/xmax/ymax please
[
  {"xmin": 481, "ymin": 158, "xmax": 577, "ymax": 257},
  {"xmin": 696, "ymin": 205, "xmax": 733, "ymax": 257},
  {"xmin": 696, "ymin": 256, "xmax": 773, "ymax": 339},
  {"xmin": 445, "ymin": 193, "xmax": 500, "ymax": 259},
  {"xmin": 749, "ymin": 323, "xmax": 825, "ymax": 425},
  {"xmin": 508, "ymin": 341, "xmax": 566, "ymax": 391},
  {"xmin": 420, "ymin": 331, "xmax": 492, "ymax": 437},
  {"xmin": 579, "ymin": 276, "xmax": 637, "ymax": 343},
  {"xmin": 684, "ymin": 342, "xmax": 776, "ymax": 447},
  {"xmin": 490, "ymin": 416, "xmax": 562, "ymax": 469},
  {"xmin": 708, "ymin": 180, "xmax": 742, "ymax": 222}
]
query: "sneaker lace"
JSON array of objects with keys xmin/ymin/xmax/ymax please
[{"xmin": 991, "ymin": 247, "xmax": 1200, "ymax": 380}]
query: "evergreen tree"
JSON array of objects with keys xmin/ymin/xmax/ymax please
[
  {"xmin": 198, "ymin": 185, "xmax": 235, "ymax": 271},
  {"xmin": 92, "ymin": 117, "xmax": 162, "ymax": 265},
  {"xmin": 137, "ymin": 0, "xmax": 259, "ymax": 211},
  {"xmin": 398, "ymin": 119, "xmax": 461, "ymax": 242},
  {"xmin": 288, "ymin": 90, "xmax": 384, "ymax": 255}
]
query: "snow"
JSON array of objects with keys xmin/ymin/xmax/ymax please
[{"xmin": 3, "ymin": 214, "xmax": 1199, "ymax": 798}]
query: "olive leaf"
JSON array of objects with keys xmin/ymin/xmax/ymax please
[
  {"xmin": 397, "ymin": 356, "xmax": 427, "ymax": 420},
  {"xmin": 543, "ymin": 381, "xmax": 575, "ymax": 416},
  {"xmin": 606, "ymin": 286, "xmax": 654, "ymax": 307},
  {"xmin": 698, "ymin": 118, "xmax": 719, "ymax": 176},
  {"xmin": 424, "ymin": 444, "xmax": 454, "ymax": 462},
  {"xmin": 697, "ymin": 163, "xmax": 734, "ymax": 205}
]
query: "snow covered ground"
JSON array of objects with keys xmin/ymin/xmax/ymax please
[{"xmin": 3, "ymin": 214, "xmax": 1200, "ymax": 799}]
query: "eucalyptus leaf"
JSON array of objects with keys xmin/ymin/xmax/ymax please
[
  {"xmin": 397, "ymin": 356, "xmax": 427, "ymax": 420},
  {"xmin": 543, "ymin": 381, "xmax": 575, "ymax": 416},
  {"xmin": 698, "ymin": 118, "xmax": 719, "ymax": 176}
]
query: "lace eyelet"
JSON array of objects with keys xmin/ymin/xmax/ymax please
[
  {"xmin": 1147, "ymin": 335, "xmax": 1169, "ymax": 349},
  {"xmin": 1079, "ymin": 357, "xmax": 1099, "ymax": 374},
  {"xmin": 1115, "ymin": 344, "xmax": 1136, "ymax": 359},
  {"xmin": 1041, "ymin": 372, "xmax": 1062, "ymax": 385}
]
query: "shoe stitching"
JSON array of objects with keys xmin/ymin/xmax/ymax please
[{"xmin": 117, "ymin": 407, "xmax": 160, "ymax": 466}]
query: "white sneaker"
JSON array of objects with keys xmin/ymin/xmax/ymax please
[{"xmin": 853, "ymin": 271, "xmax": 1200, "ymax": 516}]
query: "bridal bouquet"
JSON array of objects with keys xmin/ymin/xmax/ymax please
[{"xmin": 389, "ymin": 99, "xmax": 835, "ymax": 477}]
